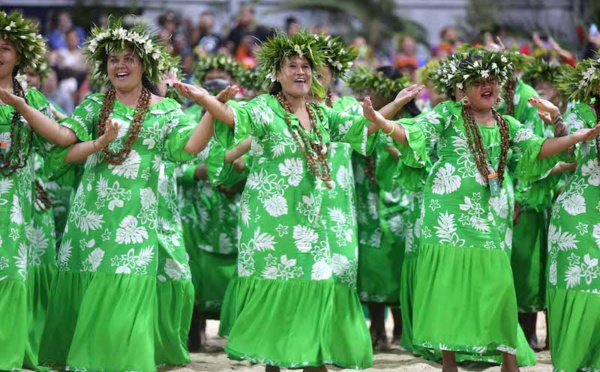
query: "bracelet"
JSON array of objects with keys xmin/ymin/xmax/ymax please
[{"xmin": 386, "ymin": 123, "xmax": 396, "ymax": 136}]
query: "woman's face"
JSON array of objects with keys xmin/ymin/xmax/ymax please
[
  {"xmin": 0, "ymin": 39, "xmax": 19, "ymax": 80},
  {"xmin": 107, "ymin": 47, "xmax": 144, "ymax": 92},
  {"xmin": 535, "ymin": 80, "xmax": 559, "ymax": 105},
  {"xmin": 315, "ymin": 65, "xmax": 333, "ymax": 93},
  {"xmin": 276, "ymin": 55, "xmax": 312, "ymax": 98},
  {"xmin": 66, "ymin": 31, "xmax": 79, "ymax": 50},
  {"xmin": 465, "ymin": 78, "xmax": 499, "ymax": 111},
  {"xmin": 205, "ymin": 68, "xmax": 234, "ymax": 84},
  {"xmin": 24, "ymin": 67, "xmax": 41, "ymax": 89}
]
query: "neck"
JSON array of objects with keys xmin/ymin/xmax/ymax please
[
  {"xmin": 470, "ymin": 105, "xmax": 493, "ymax": 123},
  {"xmin": 283, "ymin": 91, "xmax": 305, "ymax": 112},
  {"xmin": 0, "ymin": 73, "xmax": 13, "ymax": 91},
  {"xmin": 115, "ymin": 84, "xmax": 144, "ymax": 107}
]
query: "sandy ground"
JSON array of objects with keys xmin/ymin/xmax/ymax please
[{"xmin": 172, "ymin": 316, "xmax": 553, "ymax": 372}]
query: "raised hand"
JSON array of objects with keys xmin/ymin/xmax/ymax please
[
  {"xmin": 538, "ymin": 111, "xmax": 552, "ymax": 125},
  {"xmin": 0, "ymin": 88, "xmax": 26, "ymax": 109},
  {"xmin": 573, "ymin": 123, "xmax": 600, "ymax": 142},
  {"xmin": 216, "ymin": 85, "xmax": 239, "ymax": 103},
  {"xmin": 528, "ymin": 96, "xmax": 560, "ymax": 118},
  {"xmin": 173, "ymin": 82, "xmax": 209, "ymax": 104},
  {"xmin": 363, "ymin": 96, "xmax": 386, "ymax": 127},
  {"xmin": 394, "ymin": 84, "xmax": 424, "ymax": 107},
  {"xmin": 96, "ymin": 119, "xmax": 121, "ymax": 149}
]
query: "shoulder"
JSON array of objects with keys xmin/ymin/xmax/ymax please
[{"xmin": 25, "ymin": 88, "xmax": 50, "ymax": 109}]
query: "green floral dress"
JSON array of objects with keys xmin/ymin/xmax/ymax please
[
  {"xmin": 499, "ymin": 79, "xmax": 557, "ymax": 313},
  {"xmin": 547, "ymin": 102, "xmax": 600, "ymax": 372},
  {"xmin": 155, "ymin": 160, "xmax": 194, "ymax": 367},
  {"xmin": 396, "ymin": 100, "xmax": 560, "ymax": 358},
  {"xmin": 0, "ymin": 89, "xmax": 53, "ymax": 371},
  {"xmin": 214, "ymin": 94, "xmax": 373, "ymax": 368},
  {"xmin": 39, "ymin": 94, "xmax": 196, "ymax": 372}
]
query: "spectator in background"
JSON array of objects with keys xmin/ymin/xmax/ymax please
[
  {"xmin": 394, "ymin": 35, "xmax": 425, "ymax": 82},
  {"xmin": 235, "ymin": 35, "xmax": 260, "ymax": 68},
  {"xmin": 352, "ymin": 35, "xmax": 375, "ymax": 67},
  {"xmin": 225, "ymin": 4, "xmax": 270, "ymax": 56},
  {"xmin": 181, "ymin": 52, "xmax": 195, "ymax": 84},
  {"xmin": 41, "ymin": 69, "xmax": 74, "ymax": 115},
  {"xmin": 172, "ymin": 32, "xmax": 190, "ymax": 57},
  {"xmin": 158, "ymin": 11, "xmax": 179, "ymax": 36},
  {"xmin": 440, "ymin": 25, "xmax": 461, "ymax": 50},
  {"xmin": 54, "ymin": 29, "xmax": 87, "ymax": 82},
  {"xmin": 191, "ymin": 11, "xmax": 222, "ymax": 55},
  {"xmin": 47, "ymin": 11, "xmax": 85, "ymax": 50},
  {"xmin": 285, "ymin": 16, "xmax": 300, "ymax": 37}
]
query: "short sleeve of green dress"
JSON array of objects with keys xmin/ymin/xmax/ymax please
[{"xmin": 214, "ymin": 95, "xmax": 272, "ymax": 150}]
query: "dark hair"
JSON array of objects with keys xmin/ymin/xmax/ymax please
[
  {"xmin": 142, "ymin": 75, "xmax": 159, "ymax": 95},
  {"xmin": 374, "ymin": 66, "xmax": 421, "ymax": 117}
]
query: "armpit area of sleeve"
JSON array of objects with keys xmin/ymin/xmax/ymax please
[
  {"xmin": 394, "ymin": 122, "xmax": 428, "ymax": 168},
  {"xmin": 214, "ymin": 101, "xmax": 251, "ymax": 150},
  {"xmin": 44, "ymin": 145, "xmax": 75, "ymax": 180},
  {"xmin": 514, "ymin": 137, "xmax": 560, "ymax": 182},
  {"xmin": 165, "ymin": 126, "xmax": 196, "ymax": 163}
]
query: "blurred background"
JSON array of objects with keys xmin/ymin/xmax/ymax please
[{"xmin": 2, "ymin": 0, "xmax": 599, "ymax": 114}]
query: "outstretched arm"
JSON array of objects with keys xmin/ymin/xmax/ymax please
[
  {"xmin": 538, "ymin": 123, "xmax": 600, "ymax": 158},
  {"xmin": 183, "ymin": 85, "xmax": 239, "ymax": 154},
  {"xmin": 224, "ymin": 138, "xmax": 251, "ymax": 163},
  {"xmin": 174, "ymin": 82, "xmax": 235, "ymax": 127},
  {"xmin": 0, "ymin": 88, "xmax": 78, "ymax": 147}
]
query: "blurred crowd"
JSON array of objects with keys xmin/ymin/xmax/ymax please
[{"xmin": 29, "ymin": 4, "xmax": 600, "ymax": 115}]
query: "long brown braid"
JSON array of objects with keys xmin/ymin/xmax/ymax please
[
  {"xmin": 34, "ymin": 179, "xmax": 53, "ymax": 212},
  {"xmin": 275, "ymin": 92, "xmax": 333, "ymax": 188},
  {"xmin": 461, "ymin": 102, "xmax": 511, "ymax": 187},
  {"xmin": 593, "ymin": 101, "xmax": 600, "ymax": 161},
  {"xmin": 0, "ymin": 78, "xmax": 33, "ymax": 177},
  {"xmin": 504, "ymin": 78, "xmax": 517, "ymax": 116},
  {"xmin": 97, "ymin": 87, "xmax": 151, "ymax": 165}
]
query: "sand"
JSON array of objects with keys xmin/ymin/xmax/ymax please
[{"xmin": 173, "ymin": 317, "xmax": 553, "ymax": 372}]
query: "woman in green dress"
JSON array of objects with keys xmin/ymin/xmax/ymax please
[
  {"xmin": 0, "ymin": 11, "xmax": 54, "ymax": 371},
  {"xmin": 545, "ymin": 58, "xmax": 600, "ymax": 372},
  {"xmin": 181, "ymin": 53, "xmax": 245, "ymax": 351},
  {"xmin": 0, "ymin": 17, "xmax": 214, "ymax": 372},
  {"xmin": 174, "ymin": 30, "xmax": 404, "ymax": 371},
  {"xmin": 363, "ymin": 49, "xmax": 600, "ymax": 372}
]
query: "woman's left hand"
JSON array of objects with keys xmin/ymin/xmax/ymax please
[
  {"xmin": 363, "ymin": 96, "xmax": 387, "ymax": 127},
  {"xmin": 528, "ymin": 96, "xmax": 560, "ymax": 119},
  {"xmin": 573, "ymin": 123, "xmax": 600, "ymax": 142},
  {"xmin": 174, "ymin": 82, "xmax": 209, "ymax": 104},
  {"xmin": 0, "ymin": 88, "xmax": 26, "ymax": 109},
  {"xmin": 394, "ymin": 84, "xmax": 424, "ymax": 107}
]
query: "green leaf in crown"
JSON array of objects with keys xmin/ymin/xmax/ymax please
[
  {"xmin": 521, "ymin": 59, "xmax": 565, "ymax": 88},
  {"xmin": 84, "ymin": 15, "xmax": 171, "ymax": 90},
  {"xmin": 238, "ymin": 68, "xmax": 268, "ymax": 93},
  {"xmin": 312, "ymin": 33, "xmax": 358, "ymax": 80},
  {"xmin": 193, "ymin": 53, "xmax": 243, "ymax": 84},
  {"xmin": 445, "ymin": 47, "xmax": 515, "ymax": 91},
  {"xmin": 556, "ymin": 54, "xmax": 600, "ymax": 103},
  {"xmin": 346, "ymin": 66, "xmax": 411, "ymax": 98},
  {"xmin": 0, "ymin": 11, "xmax": 46, "ymax": 73}
]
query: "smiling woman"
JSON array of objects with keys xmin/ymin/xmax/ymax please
[
  {"xmin": 174, "ymin": 30, "xmax": 382, "ymax": 372},
  {"xmin": 0, "ymin": 15, "xmax": 215, "ymax": 372}
]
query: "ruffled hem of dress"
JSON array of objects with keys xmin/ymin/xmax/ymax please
[
  {"xmin": 0, "ymin": 279, "xmax": 27, "ymax": 371},
  {"xmin": 220, "ymin": 275, "xmax": 373, "ymax": 369}
]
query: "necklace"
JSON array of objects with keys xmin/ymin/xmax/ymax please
[
  {"xmin": 275, "ymin": 92, "xmax": 332, "ymax": 188},
  {"xmin": 0, "ymin": 78, "xmax": 33, "ymax": 177},
  {"xmin": 97, "ymin": 87, "xmax": 151, "ymax": 165}
]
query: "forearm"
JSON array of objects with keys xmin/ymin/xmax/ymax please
[
  {"xmin": 196, "ymin": 94, "xmax": 235, "ymax": 127},
  {"xmin": 380, "ymin": 119, "xmax": 409, "ymax": 146},
  {"xmin": 194, "ymin": 164, "xmax": 208, "ymax": 180},
  {"xmin": 538, "ymin": 135, "xmax": 579, "ymax": 159},
  {"xmin": 17, "ymin": 103, "xmax": 77, "ymax": 146},
  {"xmin": 550, "ymin": 114, "xmax": 574, "ymax": 157},
  {"xmin": 65, "ymin": 138, "xmax": 106, "ymax": 163},
  {"xmin": 183, "ymin": 112, "xmax": 215, "ymax": 154},
  {"xmin": 224, "ymin": 138, "xmax": 251, "ymax": 163}
]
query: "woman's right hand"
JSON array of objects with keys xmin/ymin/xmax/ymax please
[
  {"xmin": 363, "ymin": 96, "xmax": 387, "ymax": 128},
  {"xmin": 528, "ymin": 96, "xmax": 560, "ymax": 119},
  {"xmin": 216, "ymin": 85, "xmax": 239, "ymax": 103},
  {"xmin": 0, "ymin": 88, "xmax": 26, "ymax": 110}
]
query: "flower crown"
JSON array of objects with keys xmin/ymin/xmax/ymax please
[
  {"xmin": 313, "ymin": 34, "xmax": 357, "ymax": 79},
  {"xmin": 521, "ymin": 59, "xmax": 563, "ymax": 88},
  {"xmin": 194, "ymin": 53, "xmax": 243, "ymax": 84},
  {"xmin": 556, "ymin": 55, "xmax": 600, "ymax": 102},
  {"xmin": 0, "ymin": 11, "xmax": 46, "ymax": 73},
  {"xmin": 428, "ymin": 52, "xmax": 465, "ymax": 97},
  {"xmin": 445, "ymin": 49, "xmax": 514, "ymax": 91},
  {"xmin": 417, "ymin": 59, "xmax": 440, "ymax": 85},
  {"xmin": 238, "ymin": 67, "xmax": 267, "ymax": 93},
  {"xmin": 163, "ymin": 53, "xmax": 185, "ymax": 103},
  {"xmin": 346, "ymin": 66, "xmax": 411, "ymax": 98},
  {"xmin": 85, "ymin": 15, "xmax": 170, "ymax": 89},
  {"xmin": 257, "ymin": 29, "xmax": 327, "ymax": 98}
]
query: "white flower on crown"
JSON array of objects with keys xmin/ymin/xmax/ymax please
[
  {"xmin": 491, "ymin": 62, "xmax": 498, "ymax": 71},
  {"xmin": 481, "ymin": 69, "xmax": 489, "ymax": 79},
  {"xmin": 463, "ymin": 74, "xmax": 470, "ymax": 81},
  {"xmin": 456, "ymin": 82, "xmax": 463, "ymax": 90},
  {"xmin": 501, "ymin": 56, "xmax": 508, "ymax": 63}
]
